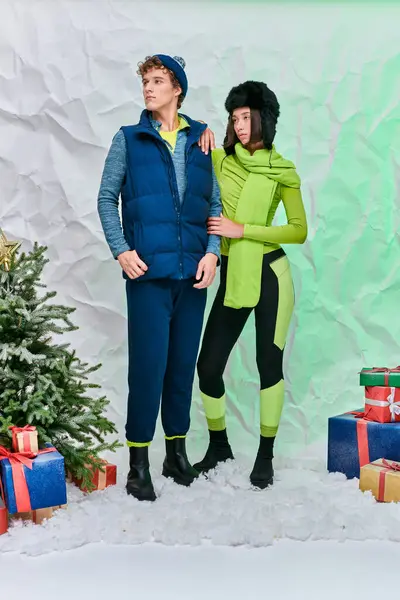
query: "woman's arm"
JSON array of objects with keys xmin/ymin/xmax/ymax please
[{"xmin": 243, "ymin": 186, "xmax": 307, "ymax": 244}]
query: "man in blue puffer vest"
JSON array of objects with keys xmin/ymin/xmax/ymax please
[{"xmin": 97, "ymin": 54, "xmax": 221, "ymax": 501}]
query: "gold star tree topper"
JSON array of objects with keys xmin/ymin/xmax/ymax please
[{"xmin": 0, "ymin": 229, "xmax": 21, "ymax": 271}]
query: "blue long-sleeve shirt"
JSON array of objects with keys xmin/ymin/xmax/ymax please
[{"xmin": 97, "ymin": 116, "xmax": 222, "ymax": 260}]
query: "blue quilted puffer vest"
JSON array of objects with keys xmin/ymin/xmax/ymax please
[{"xmin": 120, "ymin": 110, "xmax": 213, "ymax": 281}]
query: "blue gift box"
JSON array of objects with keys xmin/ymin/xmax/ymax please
[
  {"xmin": 0, "ymin": 449, "xmax": 67, "ymax": 514},
  {"xmin": 328, "ymin": 410, "xmax": 400, "ymax": 479}
]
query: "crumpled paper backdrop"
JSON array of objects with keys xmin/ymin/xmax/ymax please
[{"xmin": 1, "ymin": 1, "xmax": 400, "ymax": 459}]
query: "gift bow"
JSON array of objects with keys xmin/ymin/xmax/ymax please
[
  {"xmin": 0, "ymin": 445, "xmax": 56, "ymax": 513},
  {"xmin": 387, "ymin": 389, "xmax": 400, "ymax": 420},
  {"xmin": 0, "ymin": 446, "xmax": 36, "ymax": 468},
  {"xmin": 8, "ymin": 425, "xmax": 36, "ymax": 433},
  {"xmin": 363, "ymin": 366, "xmax": 400, "ymax": 386},
  {"xmin": 0, "ymin": 446, "xmax": 36, "ymax": 513},
  {"xmin": 8, "ymin": 425, "xmax": 36, "ymax": 434},
  {"xmin": 366, "ymin": 366, "xmax": 400, "ymax": 374},
  {"xmin": 379, "ymin": 459, "xmax": 400, "ymax": 472}
]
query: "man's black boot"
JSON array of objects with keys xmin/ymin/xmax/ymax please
[
  {"xmin": 126, "ymin": 446, "xmax": 156, "ymax": 501},
  {"xmin": 162, "ymin": 437, "xmax": 199, "ymax": 486},
  {"xmin": 193, "ymin": 429, "xmax": 234, "ymax": 473}
]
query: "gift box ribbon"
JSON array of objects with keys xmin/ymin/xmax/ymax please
[
  {"xmin": 97, "ymin": 461, "xmax": 108, "ymax": 490},
  {"xmin": 356, "ymin": 419, "xmax": 370, "ymax": 469},
  {"xmin": 0, "ymin": 446, "xmax": 56, "ymax": 513},
  {"xmin": 347, "ymin": 412, "xmax": 371, "ymax": 468},
  {"xmin": 374, "ymin": 459, "xmax": 400, "ymax": 502},
  {"xmin": 346, "ymin": 411, "xmax": 371, "ymax": 468},
  {"xmin": 365, "ymin": 387, "xmax": 400, "ymax": 421},
  {"xmin": 362, "ymin": 366, "xmax": 400, "ymax": 385},
  {"xmin": 96, "ymin": 461, "xmax": 117, "ymax": 490}
]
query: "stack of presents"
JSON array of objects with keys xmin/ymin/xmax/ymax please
[
  {"xmin": 328, "ymin": 366, "xmax": 400, "ymax": 502},
  {"xmin": 0, "ymin": 425, "xmax": 117, "ymax": 536}
]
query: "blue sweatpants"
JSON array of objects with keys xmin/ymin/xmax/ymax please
[{"xmin": 125, "ymin": 277, "xmax": 207, "ymax": 443}]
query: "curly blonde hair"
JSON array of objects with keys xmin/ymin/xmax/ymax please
[{"xmin": 137, "ymin": 56, "xmax": 184, "ymax": 108}]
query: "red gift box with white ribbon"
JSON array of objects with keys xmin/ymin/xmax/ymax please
[{"xmin": 363, "ymin": 386, "xmax": 400, "ymax": 423}]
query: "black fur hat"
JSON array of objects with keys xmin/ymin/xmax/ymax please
[{"xmin": 224, "ymin": 81, "xmax": 280, "ymax": 151}]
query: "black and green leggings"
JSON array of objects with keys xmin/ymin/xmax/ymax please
[{"xmin": 197, "ymin": 248, "xmax": 294, "ymax": 438}]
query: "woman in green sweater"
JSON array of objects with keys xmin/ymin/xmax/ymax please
[{"xmin": 194, "ymin": 81, "xmax": 307, "ymax": 489}]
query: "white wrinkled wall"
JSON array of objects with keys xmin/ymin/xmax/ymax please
[{"xmin": 1, "ymin": 1, "xmax": 400, "ymax": 463}]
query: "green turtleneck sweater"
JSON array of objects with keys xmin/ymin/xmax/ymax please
[
  {"xmin": 212, "ymin": 148, "xmax": 307, "ymax": 257},
  {"xmin": 212, "ymin": 144, "xmax": 307, "ymax": 309}
]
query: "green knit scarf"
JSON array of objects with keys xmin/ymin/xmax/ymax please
[{"xmin": 222, "ymin": 143, "xmax": 301, "ymax": 309}]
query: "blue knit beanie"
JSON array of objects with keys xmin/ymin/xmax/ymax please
[{"xmin": 154, "ymin": 54, "xmax": 188, "ymax": 98}]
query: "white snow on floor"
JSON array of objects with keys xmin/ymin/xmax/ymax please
[
  {"xmin": 2, "ymin": 449, "xmax": 400, "ymax": 556},
  {"xmin": 1, "ymin": 540, "xmax": 400, "ymax": 599}
]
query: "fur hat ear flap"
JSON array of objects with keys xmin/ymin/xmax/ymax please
[
  {"xmin": 223, "ymin": 125, "xmax": 236, "ymax": 156},
  {"xmin": 260, "ymin": 108, "xmax": 277, "ymax": 151}
]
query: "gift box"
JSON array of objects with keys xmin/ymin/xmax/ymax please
[
  {"xmin": 327, "ymin": 410, "xmax": 400, "ymax": 479},
  {"xmin": 0, "ymin": 487, "xmax": 7, "ymax": 535},
  {"xmin": 360, "ymin": 458, "xmax": 400, "ymax": 502},
  {"xmin": 72, "ymin": 460, "xmax": 117, "ymax": 493},
  {"xmin": 360, "ymin": 366, "xmax": 400, "ymax": 387},
  {"xmin": 12, "ymin": 504, "xmax": 67, "ymax": 525},
  {"xmin": 0, "ymin": 446, "xmax": 67, "ymax": 515},
  {"xmin": 10, "ymin": 425, "xmax": 39, "ymax": 454},
  {"xmin": 363, "ymin": 386, "xmax": 400, "ymax": 423}
]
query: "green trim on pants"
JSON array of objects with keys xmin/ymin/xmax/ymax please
[
  {"xmin": 201, "ymin": 392, "xmax": 226, "ymax": 431},
  {"xmin": 127, "ymin": 441, "xmax": 151, "ymax": 448},
  {"xmin": 260, "ymin": 380, "xmax": 285, "ymax": 437}
]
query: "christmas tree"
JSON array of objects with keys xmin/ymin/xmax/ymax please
[{"xmin": 0, "ymin": 230, "xmax": 121, "ymax": 489}]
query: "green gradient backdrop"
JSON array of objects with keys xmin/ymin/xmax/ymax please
[{"xmin": 183, "ymin": 2, "xmax": 400, "ymax": 457}]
